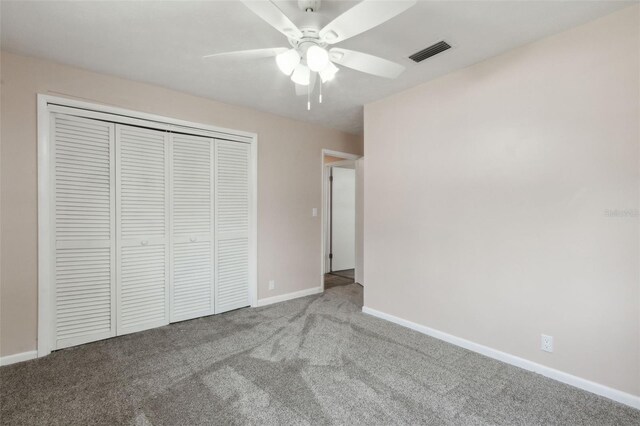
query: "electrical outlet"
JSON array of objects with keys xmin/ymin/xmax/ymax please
[
  {"xmin": 268, "ymin": 280, "xmax": 275, "ymax": 291},
  {"xmin": 541, "ymin": 334, "xmax": 553, "ymax": 353}
]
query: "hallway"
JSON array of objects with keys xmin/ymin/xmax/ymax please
[{"xmin": 324, "ymin": 269, "xmax": 355, "ymax": 289}]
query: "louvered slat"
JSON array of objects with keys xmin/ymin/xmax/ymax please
[
  {"xmin": 170, "ymin": 134, "xmax": 214, "ymax": 322},
  {"xmin": 119, "ymin": 245, "xmax": 166, "ymax": 328},
  {"xmin": 215, "ymin": 140, "xmax": 251, "ymax": 313},
  {"xmin": 55, "ymin": 117, "xmax": 111, "ymax": 241},
  {"xmin": 172, "ymin": 241, "xmax": 212, "ymax": 319},
  {"xmin": 55, "ymin": 247, "xmax": 112, "ymax": 340},
  {"xmin": 172, "ymin": 135, "xmax": 212, "ymax": 235},
  {"xmin": 216, "ymin": 141, "xmax": 249, "ymax": 235},
  {"xmin": 117, "ymin": 125, "xmax": 169, "ymax": 334},
  {"xmin": 53, "ymin": 115, "xmax": 116, "ymax": 349},
  {"xmin": 216, "ymin": 239, "xmax": 249, "ymax": 312},
  {"xmin": 119, "ymin": 127, "xmax": 166, "ymax": 239}
]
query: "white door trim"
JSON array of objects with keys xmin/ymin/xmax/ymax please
[
  {"xmin": 37, "ymin": 94, "xmax": 258, "ymax": 358},
  {"xmin": 322, "ymin": 149, "xmax": 361, "ymax": 161},
  {"xmin": 320, "ymin": 149, "xmax": 362, "ymax": 290},
  {"xmin": 37, "ymin": 95, "xmax": 52, "ymax": 357},
  {"xmin": 41, "ymin": 95, "xmax": 255, "ymax": 142}
]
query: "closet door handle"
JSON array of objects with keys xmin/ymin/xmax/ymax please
[
  {"xmin": 190, "ymin": 237, "xmax": 197, "ymax": 242},
  {"xmin": 141, "ymin": 240, "xmax": 149, "ymax": 246}
]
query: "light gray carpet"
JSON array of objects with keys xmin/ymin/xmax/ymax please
[{"xmin": 1, "ymin": 284, "xmax": 638, "ymax": 425}]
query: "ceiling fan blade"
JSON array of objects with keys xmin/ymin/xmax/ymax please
[
  {"xmin": 319, "ymin": 0, "xmax": 416, "ymax": 44},
  {"xmin": 294, "ymin": 73, "xmax": 317, "ymax": 96},
  {"xmin": 203, "ymin": 47, "xmax": 288, "ymax": 59},
  {"xmin": 241, "ymin": 0, "xmax": 303, "ymax": 39},
  {"xmin": 329, "ymin": 48, "xmax": 405, "ymax": 79}
]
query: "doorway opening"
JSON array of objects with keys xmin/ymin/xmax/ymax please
[{"xmin": 321, "ymin": 149, "xmax": 362, "ymax": 291}]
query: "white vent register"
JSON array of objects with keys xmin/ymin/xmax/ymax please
[{"xmin": 38, "ymin": 96, "xmax": 256, "ymax": 353}]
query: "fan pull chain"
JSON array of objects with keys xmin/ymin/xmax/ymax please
[
  {"xmin": 319, "ymin": 78, "xmax": 323, "ymax": 104},
  {"xmin": 307, "ymin": 80, "xmax": 311, "ymax": 111}
]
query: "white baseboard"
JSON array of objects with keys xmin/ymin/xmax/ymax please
[
  {"xmin": 256, "ymin": 286, "xmax": 323, "ymax": 307},
  {"xmin": 362, "ymin": 306, "xmax": 640, "ymax": 411},
  {"xmin": 0, "ymin": 350, "xmax": 38, "ymax": 367}
]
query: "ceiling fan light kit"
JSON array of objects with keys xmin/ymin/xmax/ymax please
[{"xmin": 205, "ymin": 0, "xmax": 417, "ymax": 109}]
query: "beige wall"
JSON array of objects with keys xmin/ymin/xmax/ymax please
[
  {"xmin": 0, "ymin": 51, "xmax": 362, "ymax": 357},
  {"xmin": 364, "ymin": 6, "xmax": 639, "ymax": 397}
]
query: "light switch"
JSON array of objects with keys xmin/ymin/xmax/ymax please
[{"xmin": 312, "ymin": 208, "xmax": 318, "ymax": 217}]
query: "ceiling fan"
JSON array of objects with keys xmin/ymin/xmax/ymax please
[{"xmin": 204, "ymin": 0, "xmax": 416, "ymax": 109}]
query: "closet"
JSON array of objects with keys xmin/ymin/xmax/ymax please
[{"xmin": 50, "ymin": 111, "xmax": 252, "ymax": 350}]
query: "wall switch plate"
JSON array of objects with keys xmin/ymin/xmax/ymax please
[
  {"xmin": 312, "ymin": 208, "xmax": 318, "ymax": 217},
  {"xmin": 541, "ymin": 334, "xmax": 553, "ymax": 353},
  {"xmin": 268, "ymin": 280, "xmax": 275, "ymax": 291}
]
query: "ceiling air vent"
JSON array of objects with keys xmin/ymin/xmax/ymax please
[{"xmin": 409, "ymin": 41, "xmax": 451, "ymax": 63}]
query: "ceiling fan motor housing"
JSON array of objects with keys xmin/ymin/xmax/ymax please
[
  {"xmin": 289, "ymin": 28, "xmax": 326, "ymax": 52},
  {"xmin": 298, "ymin": 0, "xmax": 321, "ymax": 13}
]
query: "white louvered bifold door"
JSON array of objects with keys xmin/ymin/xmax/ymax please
[
  {"xmin": 52, "ymin": 114, "xmax": 116, "ymax": 349},
  {"xmin": 116, "ymin": 125, "xmax": 170, "ymax": 335},
  {"xmin": 170, "ymin": 134, "xmax": 214, "ymax": 322},
  {"xmin": 215, "ymin": 140, "xmax": 251, "ymax": 313}
]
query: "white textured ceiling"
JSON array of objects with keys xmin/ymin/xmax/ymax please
[{"xmin": 1, "ymin": 0, "xmax": 633, "ymax": 134}]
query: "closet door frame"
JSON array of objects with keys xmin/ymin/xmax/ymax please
[{"xmin": 37, "ymin": 94, "xmax": 257, "ymax": 358}]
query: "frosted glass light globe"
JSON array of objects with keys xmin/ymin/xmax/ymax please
[
  {"xmin": 306, "ymin": 45, "xmax": 329, "ymax": 72},
  {"xmin": 290, "ymin": 64, "xmax": 311, "ymax": 86},
  {"xmin": 319, "ymin": 61, "xmax": 339, "ymax": 82},
  {"xmin": 276, "ymin": 49, "xmax": 301, "ymax": 76}
]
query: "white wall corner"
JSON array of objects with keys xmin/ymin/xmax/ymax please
[
  {"xmin": 362, "ymin": 306, "xmax": 640, "ymax": 411},
  {"xmin": 256, "ymin": 286, "xmax": 323, "ymax": 307}
]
